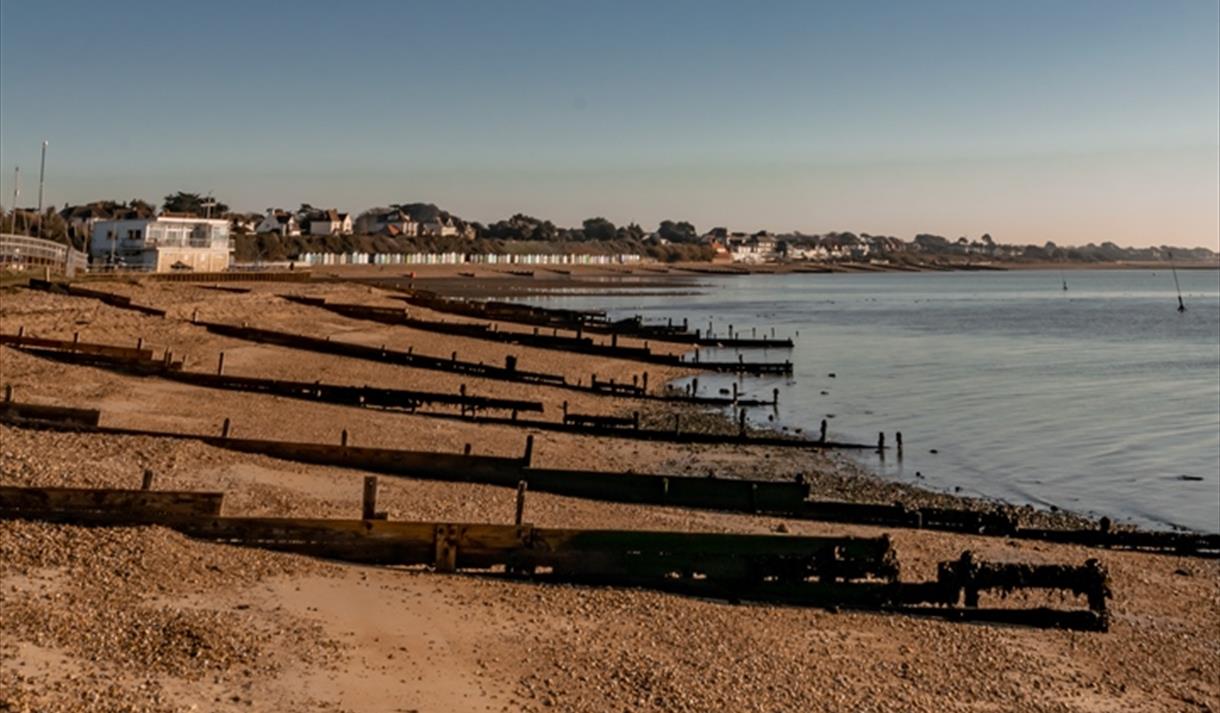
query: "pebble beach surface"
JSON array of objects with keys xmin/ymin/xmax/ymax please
[{"xmin": 1, "ymin": 275, "xmax": 1217, "ymax": 712}]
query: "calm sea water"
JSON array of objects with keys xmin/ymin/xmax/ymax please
[{"xmin": 528, "ymin": 269, "xmax": 1220, "ymax": 532}]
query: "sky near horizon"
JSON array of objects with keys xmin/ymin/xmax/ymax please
[{"xmin": 1, "ymin": 1, "xmax": 1217, "ymax": 248}]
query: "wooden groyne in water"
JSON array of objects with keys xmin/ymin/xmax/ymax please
[
  {"xmin": 385, "ymin": 289, "xmax": 795, "ymax": 348},
  {"xmin": 280, "ymin": 295, "xmax": 793, "ymax": 375},
  {"xmin": 3, "ymin": 400, "xmax": 1216, "ymax": 559},
  {"xmin": 1, "ymin": 328, "xmax": 782, "ymax": 409},
  {"xmin": 0, "ymin": 481, "xmax": 1112, "ymax": 631}
]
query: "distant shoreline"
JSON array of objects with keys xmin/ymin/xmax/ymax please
[{"xmin": 307, "ymin": 258, "xmax": 1219, "ymax": 286}]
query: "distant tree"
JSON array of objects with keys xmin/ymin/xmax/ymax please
[
  {"xmin": 129, "ymin": 199, "xmax": 156, "ymax": 217},
  {"xmin": 617, "ymin": 222, "xmax": 645, "ymax": 241},
  {"xmin": 163, "ymin": 192, "xmax": 228, "ymax": 217},
  {"xmin": 657, "ymin": 220, "xmax": 698, "ymax": 243},
  {"xmin": 582, "ymin": 217, "xmax": 617, "ymax": 242}
]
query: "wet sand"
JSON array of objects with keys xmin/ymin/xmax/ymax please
[{"xmin": 1, "ymin": 279, "xmax": 1217, "ymax": 712}]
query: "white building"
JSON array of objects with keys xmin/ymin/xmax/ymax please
[
  {"xmin": 420, "ymin": 216, "xmax": 459, "ymax": 237},
  {"xmin": 354, "ymin": 209, "xmax": 419, "ymax": 237},
  {"xmin": 256, "ymin": 209, "xmax": 300, "ymax": 236},
  {"xmin": 306, "ymin": 209, "xmax": 353, "ymax": 236},
  {"xmin": 728, "ymin": 234, "xmax": 778, "ymax": 263},
  {"xmin": 91, "ymin": 215, "xmax": 231, "ymax": 272}
]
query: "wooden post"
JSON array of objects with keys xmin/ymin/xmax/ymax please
[
  {"xmin": 514, "ymin": 481, "xmax": 528, "ymax": 525},
  {"xmin": 632, "ymin": 411, "xmax": 640, "ymax": 430},
  {"xmin": 451, "ymin": 351, "xmax": 457, "ymax": 362},
  {"xmin": 738, "ymin": 408, "xmax": 747, "ymax": 437},
  {"xmin": 362, "ymin": 476, "xmax": 378, "ymax": 520},
  {"xmin": 3, "ymin": 384, "xmax": 11, "ymax": 402},
  {"xmin": 820, "ymin": 419, "xmax": 828, "ymax": 443},
  {"xmin": 673, "ymin": 413, "xmax": 681, "ymax": 435},
  {"xmin": 611, "ymin": 334, "xmax": 618, "ymax": 348},
  {"xmin": 463, "ymin": 443, "xmax": 472, "ymax": 455},
  {"xmin": 141, "ymin": 469, "xmax": 155, "ymax": 490},
  {"xmin": 642, "ymin": 372, "xmax": 649, "ymax": 392},
  {"xmin": 136, "ymin": 337, "xmax": 143, "ymax": 350},
  {"xmin": 191, "ymin": 308, "xmax": 198, "ymax": 323},
  {"xmin": 505, "ymin": 355, "xmax": 517, "ymax": 372},
  {"xmin": 691, "ymin": 377, "xmax": 699, "ymax": 396},
  {"xmin": 221, "ymin": 417, "xmax": 231, "ymax": 439},
  {"xmin": 216, "ymin": 352, "xmax": 225, "ymax": 376},
  {"xmin": 522, "ymin": 434, "xmax": 534, "ymax": 466},
  {"xmin": 434, "ymin": 525, "xmax": 458, "ymax": 573},
  {"xmin": 877, "ymin": 432, "xmax": 885, "ymax": 455},
  {"xmin": 16, "ymin": 326, "xmax": 24, "ymax": 337},
  {"xmin": 562, "ymin": 400, "xmax": 569, "ymax": 418},
  {"xmin": 341, "ymin": 429, "xmax": 349, "ymax": 447},
  {"xmin": 73, "ymin": 331, "xmax": 80, "ymax": 344},
  {"xmin": 682, "ymin": 317, "xmax": 688, "ymax": 331},
  {"xmin": 896, "ymin": 432, "xmax": 903, "ymax": 458},
  {"xmin": 732, "ymin": 382, "xmax": 738, "ymax": 402},
  {"xmin": 772, "ymin": 387, "xmax": 779, "ymax": 407}
]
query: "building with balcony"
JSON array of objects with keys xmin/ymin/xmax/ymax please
[{"xmin": 90, "ymin": 215, "xmax": 231, "ymax": 271}]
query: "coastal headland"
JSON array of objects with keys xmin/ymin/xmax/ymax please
[{"xmin": 1, "ymin": 271, "xmax": 1217, "ymax": 712}]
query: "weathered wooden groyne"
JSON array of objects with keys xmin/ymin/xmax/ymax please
[
  {"xmin": 12, "ymin": 342, "xmax": 544, "ymax": 416},
  {"xmin": 0, "ymin": 482, "xmax": 1112, "ymax": 630},
  {"xmin": 6, "ymin": 338, "xmax": 854, "ymax": 450},
  {"xmin": 184, "ymin": 322, "xmax": 786, "ymax": 403},
  {"xmin": 28, "ymin": 278, "xmax": 167, "ymax": 316},
  {"xmin": 0, "ymin": 329, "xmax": 782, "ymax": 412},
  {"xmin": 385, "ymin": 289, "xmax": 794, "ymax": 348},
  {"xmin": 3, "ymin": 401, "xmax": 1215, "ymax": 559},
  {"xmin": 281, "ymin": 295, "xmax": 793, "ymax": 375}
]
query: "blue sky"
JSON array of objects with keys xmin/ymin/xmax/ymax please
[{"xmin": 2, "ymin": 0, "xmax": 1217, "ymax": 247}]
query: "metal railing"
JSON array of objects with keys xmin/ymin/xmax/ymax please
[{"xmin": 0, "ymin": 233, "xmax": 89, "ymax": 277}]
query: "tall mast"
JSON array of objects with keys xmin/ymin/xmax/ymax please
[{"xmin": 1168, "ymin": 251, "xmax": 1186, "ymax": 313}]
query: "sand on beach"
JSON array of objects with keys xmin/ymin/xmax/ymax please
[{"xmin": 1, "ymin": 279, "xmax": 1217, "ymax": 713}]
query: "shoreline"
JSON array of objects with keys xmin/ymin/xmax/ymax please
[{"xmin": 2, "ymin": 278, "xmax": 1217, "ymax": 711}]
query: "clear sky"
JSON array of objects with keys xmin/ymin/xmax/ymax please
[{"xmin": 1, "ymin": 0, "xmax": 1217, "ymax": 248}]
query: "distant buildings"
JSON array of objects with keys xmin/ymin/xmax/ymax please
[
  {"xmin": 303, "ymin": 209, "xmax": 353, "ymax": 236},
  {"xmin": 255, "ymin": 210, "xmax": 300, "ymax": 236},
  {"xmin": 90, "ymin": 215, "xmax": 231, "ymax": 271},
  {"xmin": 727, "ymin": 232, "xmax": 778, "ymax": 263},
  {"xmin": 420, "ymin": 215, "xmax": 459, "ymax": 237},
  {"xmin": 354, "ymin": 208, "xmax": 419, "ymax": 237}
]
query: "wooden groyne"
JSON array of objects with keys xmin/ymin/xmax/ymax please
[
  {"xmin": 1, "ymin": 328, "xmax": 780, "ymax": 409},
  {"xmin": 14, "ymin": 344, "xmax": 544, "ymax": 416},
  {"xmin": 185, "ymin": 322, "xmax": 786, "ymax": 404},
  {"xmin": 0, "ymin": 482, "xmax": 1111, "ymax": 630},
  {"xmin": 281, "ymin": 295, "xmax": 793, "ymax": 375},
  {"xmin": 3, "ymin": 402, "xmax": 1216, "ymax": 559},
  {"xmin": 386, "ymin": 289, "xmax": 794, "ymax": 349},
  {"xmin": 8, "ymin": 342, "xmax": 856, "ymax": 450},
  {"xmin": 28, "ymin": 279, "xmax": 167, "ymax": 317}
]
